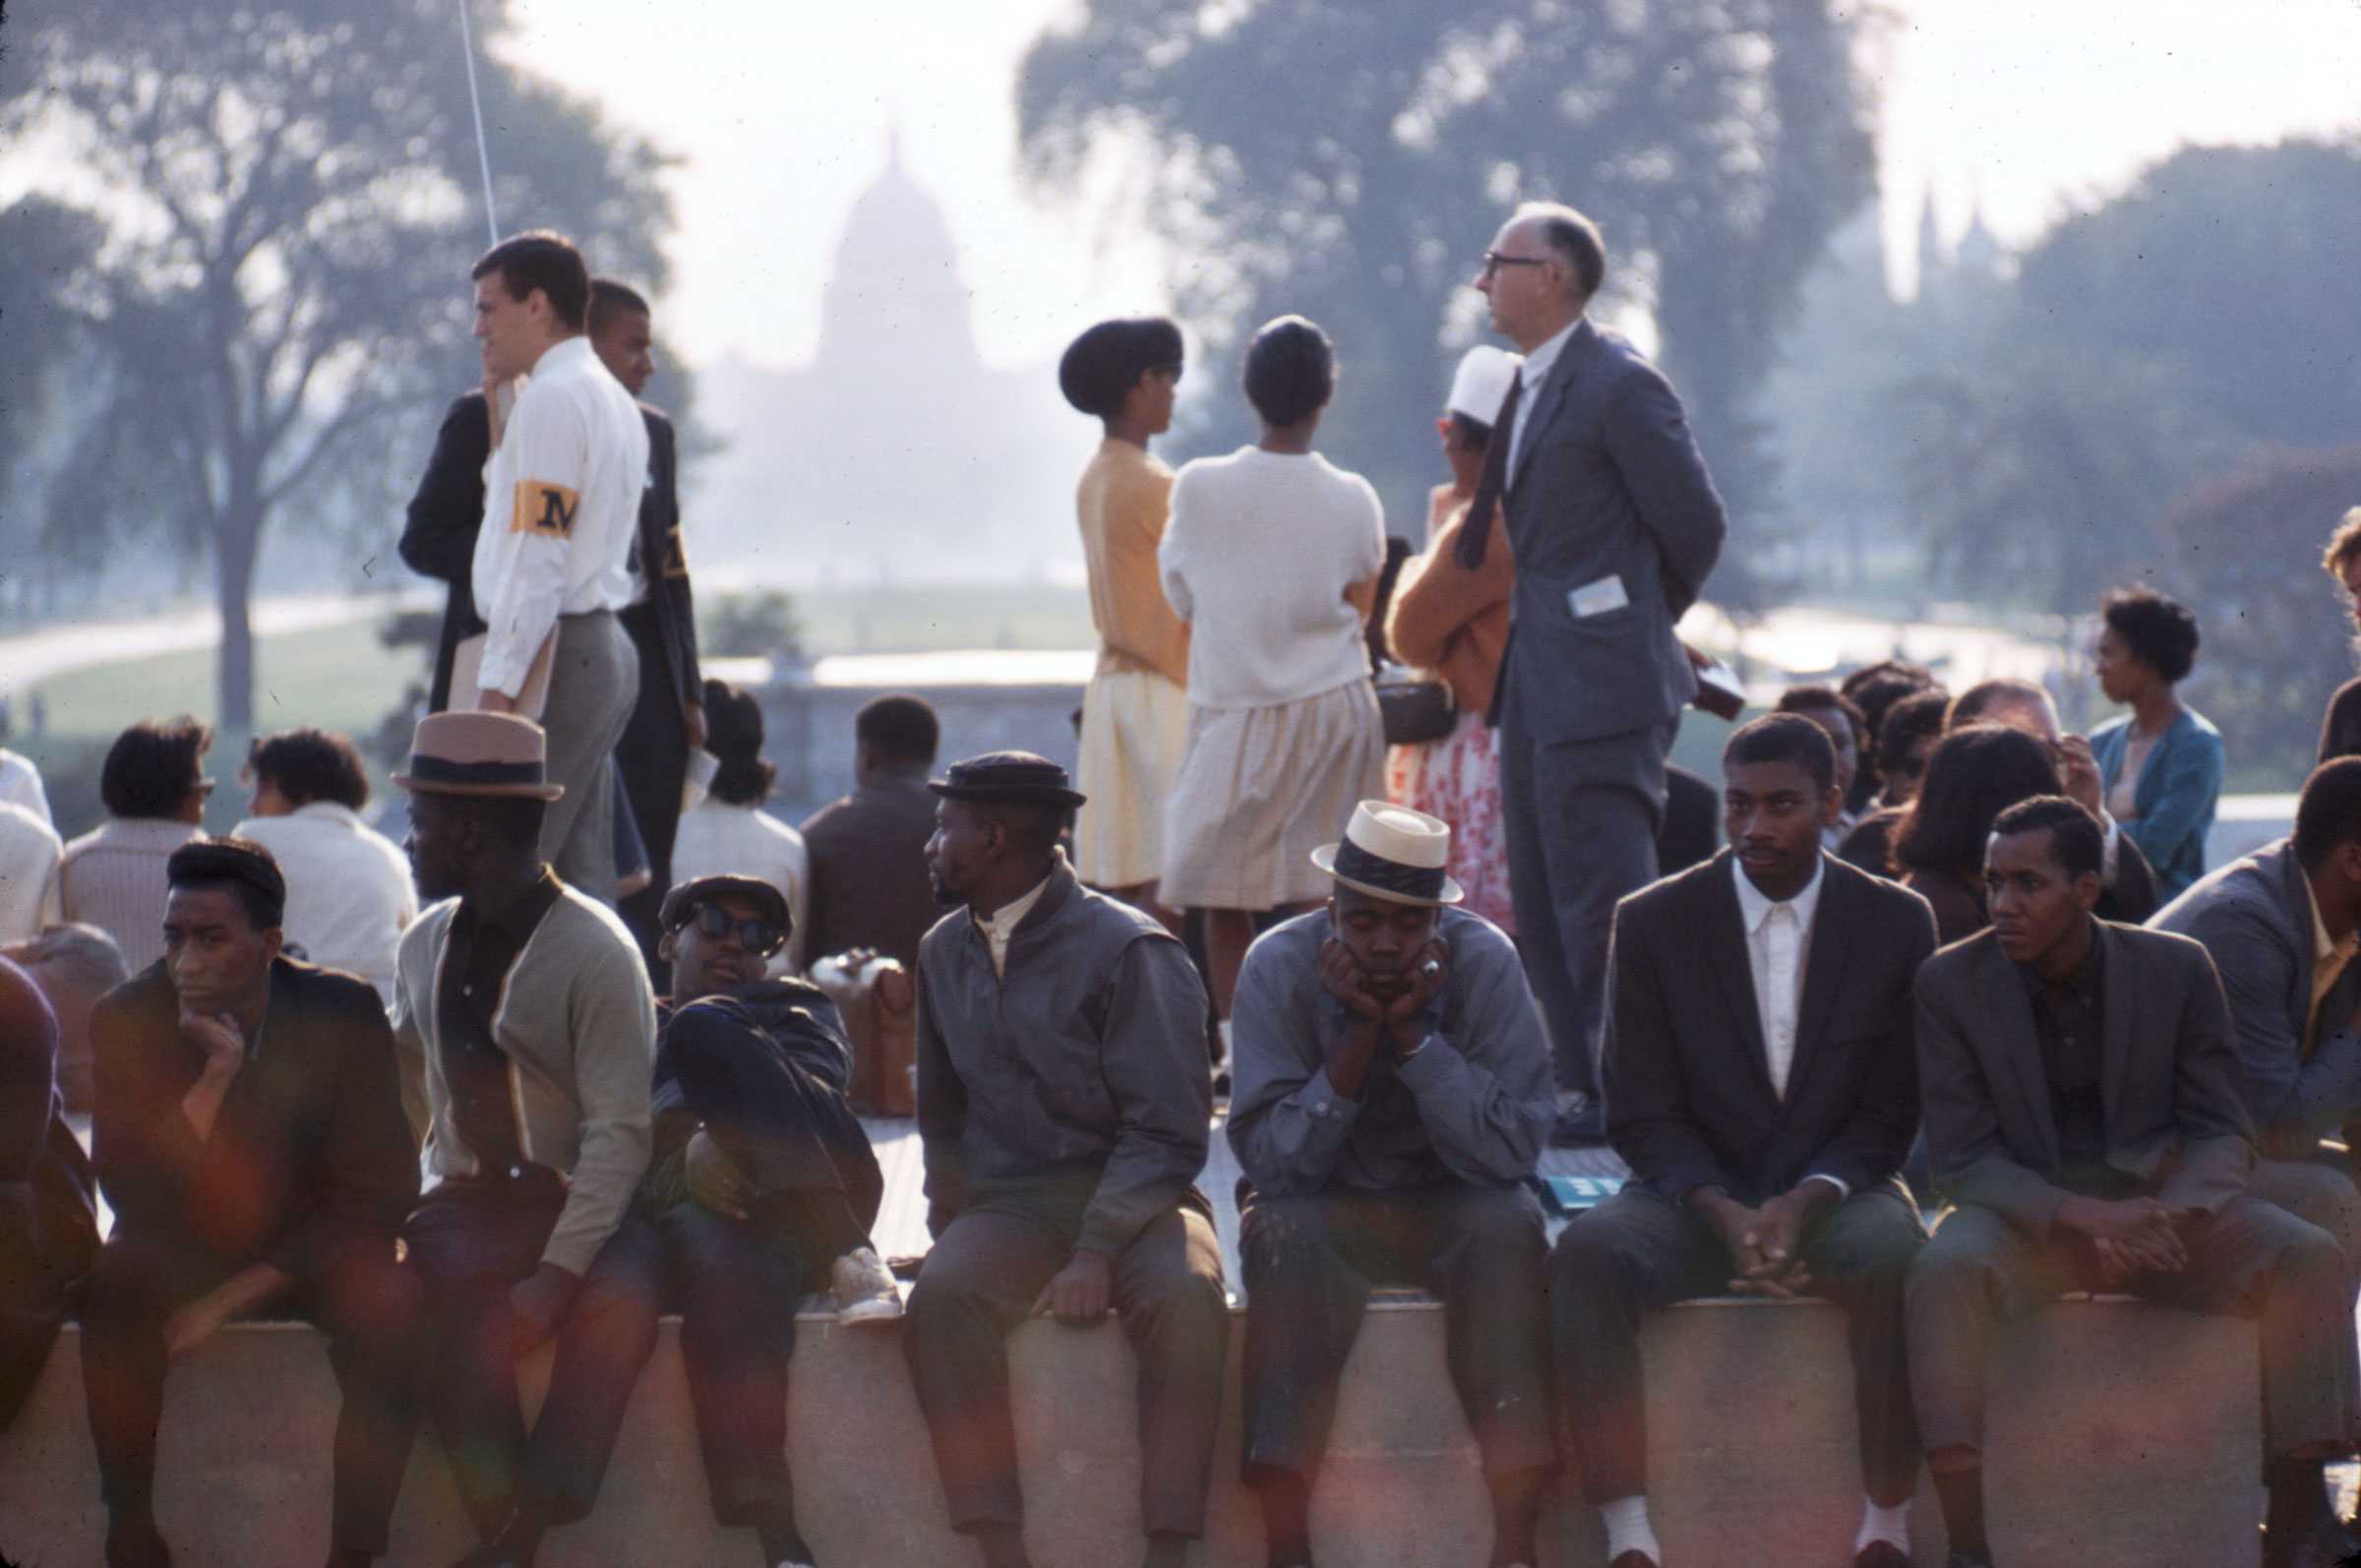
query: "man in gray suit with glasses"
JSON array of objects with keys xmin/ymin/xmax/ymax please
[{"xmin": 1460, "ymin": 201, "xmax": 1728, "ymax": 1143}]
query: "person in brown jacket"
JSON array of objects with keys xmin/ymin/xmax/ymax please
[{"xmin": 1383, "ymin": 346, "xmax": 1522, "ymax": 933}]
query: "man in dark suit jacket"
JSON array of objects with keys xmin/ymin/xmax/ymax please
[
  {"xmin": 1907, "ymin": 797, "xmax": 2354, "ymax": 1568},
  {"xmin": 0, "ymin": 952, "xmax": 96, "ymax": 1429},
  {"xmin": 586, "ymin": 279, "xmax": 704, "ymax": 966},
  {"xmin": 83, "ymin": 840, "xmax": 420, "ymax": 1568},
  {"xmin": 1551, "ymin": 716, "xmax": 1935, "ymax": 1568},
  {"xmin": 1462, "ymin": 202, "xmax": 1727, "ymax": 1141},
  {"xmin": 398, "ymin": 389, "xmax": 492, "ymax": 714}
]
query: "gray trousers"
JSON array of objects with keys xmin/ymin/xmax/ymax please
[
  {"xmin": 1907, "ymin": 1179, "xmax": 2357, "ymax": 1464},
  {"xmin": 904, "ymin": 1189, "xmax": 1231, "ymax": 1538},
  {"xmin": 1239, "ymin": 1182, "xmax": 1556, "ymax": 1484},
  {"xmin": 539, "ymin": 610, "xmax": 638, "ymax": 899},
  {"xmin": 1497, "ymin": 690, "xmax": 1673, "ymax": 1093},
  {"xmin": 1551, "ymin": 1185, "xmax": 1925, "ymax": 1506}
]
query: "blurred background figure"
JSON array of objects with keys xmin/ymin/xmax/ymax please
[
  {"xmin": 3, "ymin": 923, "xmax": 129, "ymax": 1115},
  {"xmin": 1060, "ymin": 317, "xmax": 1191, "ymax": 932},
  {"xmin": 1158, "ymin": 315, "xmax": 1387, "ymax": 1032},
  {"xmin": 671, "ymin": 680, "xmax": 810, "ymax": 975},
  {"xmin": 1775, "ymin": 684, "xmax": 1869, "ymax": 850},
  {"xmin": 2090, "ymin": 584, "xmax": 2222, "ymax": 902},
  {"xmin": 1838, "ymin": 688, "xmax": 1951, "ymax": 874},
  {"xmin": 60, "ymin": 719, "xmax": 212, "ymax": 976},
  {"xmin": 1383, "ymin": 343, "xmax": 1522, "ymax": 934},
  {"xmin": 230, "ymin": 728, "xmax": 416, "ymax": 1005}
]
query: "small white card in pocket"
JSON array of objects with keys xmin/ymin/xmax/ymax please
[{"xmin": 1567, "ymin": 573, "xmax": 1631, "ymax": 619}]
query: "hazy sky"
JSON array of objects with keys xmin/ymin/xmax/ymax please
[{"xmin": 494, "ymin": 0, "xmax": 2361, "ymax": 372}]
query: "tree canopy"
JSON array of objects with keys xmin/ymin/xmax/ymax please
[
  {"xmin": 1018, "ymin": 0, "xmax": 1880, "ymax": 595},
  {"xmin": 1, "ymin": 0, "xmax": 681, "ymax": 727}
]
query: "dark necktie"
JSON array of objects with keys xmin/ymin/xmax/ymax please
[{"xmin": 1455, "ymin": 366, "xmax": 1524, "ymax": 571}]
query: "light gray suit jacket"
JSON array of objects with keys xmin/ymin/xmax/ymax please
[
  {"xmin": 2149, "ymin": 837, "xmax": 2361, "ymax": 1158},
  {"xmin": 1914, "ymin": 922, "xmax": 2254, "ymax": 1242},
  {"xmin": 1497, "ymin": 319, "xmax": 1727, "ymax": 743}
]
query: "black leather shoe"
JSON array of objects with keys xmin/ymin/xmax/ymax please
[
  {"xmin": 1854, "ymin": 1542, "xmax": 1909, "ymax": 1568},
  {"xmin": 1608, "ymin": 1551, "xmax": 1662, "ymax": 1568},
  {"xmin": 2260, "ymin": 1511, "xmax": 2357, "ymax": 1568}
]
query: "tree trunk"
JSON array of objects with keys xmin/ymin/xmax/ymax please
[{"xmin": 215, "ymin": 482, "xmax": 263, "ymax": 734}]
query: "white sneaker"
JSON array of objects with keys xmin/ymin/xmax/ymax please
[{"xmin": 831, "ymin": 1245, "xmax": 903, "ymax": 1323}]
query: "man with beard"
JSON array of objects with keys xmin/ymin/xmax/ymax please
[{"xmin": 904, "ymin": 753, "xmax": 1228, "ymax": 1568}]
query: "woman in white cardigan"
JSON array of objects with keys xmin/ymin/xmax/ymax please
[{"xmin": 1158, "ymin": 315, "xmax": 1386, "ymax": 1022}]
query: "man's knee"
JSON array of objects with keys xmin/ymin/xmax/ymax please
[
  {"xmin": 319, "ymin": 1247, "xmax": 423, "ymax": 1358},
  {"xmin": 570, "ymin": 1257, "xmax": 662, "ymax": 1366},
  {"xmin": 1239, "ymin": 1192, "xmax": 1340, "ymax": 1285},
  {"xmin": 1906, "ymin": 1220, "xmax": 2010, "ymax": 1319},
  {"xmin": 2260, "ymin": 1161, "xmax": 2361, "ymax": 1254},
  {"xmin": 80, "ymin": 1237, "xmax": 172, "ymax": 1331}
]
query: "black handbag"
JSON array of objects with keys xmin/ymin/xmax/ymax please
[{"xmin": 1375, "ymin": 664, "xmax": 1457, "ymax": 747}]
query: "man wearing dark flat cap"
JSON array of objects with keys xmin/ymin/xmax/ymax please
[
  {"xmin": 1227, "ymin": 800, "xmax": 1557, "ymax": 1568},
  {"xmin": 590, "ymin": 873, "xmax": 895, "ymax": 1568},
  {"xmin": 904, "ymin": 752, "xmax": 1229, "ymax": 1568},
  {"xmin": 82, "ymin": 837, "xmax": 420, "ymax": 1568},
  {"xmin": 384, "ymin": 712, "xmax": 660, "ymax": 1568}
]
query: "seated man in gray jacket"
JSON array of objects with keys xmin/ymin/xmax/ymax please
[
  {"xmin": 1229, "ymin": 802, "xmax": 1556, "ymax": 1568},
  {"xmin": 1908, "ymin": 797, "xmax": 2354, "ymax": 1568},
  {"xmin": 2149, "ymin": 757, "xmax": 2361, "ymax": 1163},
  {"xmin": 907, "ymin": 754, "xmax": 1229, "ymax": 1568}
]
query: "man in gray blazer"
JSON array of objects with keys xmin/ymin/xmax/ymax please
[
  {"xmin": 2149, "ymin": 757, "xmax": 2361, "ymax": 1162},
  {"xmin": 1461, "ymin": 202, "xmax": 1727, "ymax": 1141},
  {"xmin": 1907, "ymin": 797, "xmax": 2354, "ymax": 1568}
]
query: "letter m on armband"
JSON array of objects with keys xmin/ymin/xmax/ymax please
[{"xmin": 513, "ymin": 479, "xmax": 580, "ymax": 539}]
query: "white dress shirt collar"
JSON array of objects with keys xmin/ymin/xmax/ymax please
[
  {"xmin": 974, "ymin": 873, "xmax": 1053, "ymax": 978},
  {"xmin": 1515, "ymin": 315, "xmax": 1583, "ymax": 395},
  {"xmin": 1730, "ymin": 853, "xmax": 1826, "ymax": 1103}
]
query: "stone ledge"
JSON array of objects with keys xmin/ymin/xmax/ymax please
[{"xmin": 0, "ymin": 1299, "xmax": 2262, "ymax": 1566}]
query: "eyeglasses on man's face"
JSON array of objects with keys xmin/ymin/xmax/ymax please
[
  {"xmin": 683, "ymin": 901, "xmax": 786, "ymax": 958},
  {"xmin": 1480, "ymin": 251, "xmax": 1553, "ymax": 278}
]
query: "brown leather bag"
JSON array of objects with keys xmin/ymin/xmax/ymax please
[{"xmin": 811, "ymin": 952, "xmax": 918, "ymax": 1116}]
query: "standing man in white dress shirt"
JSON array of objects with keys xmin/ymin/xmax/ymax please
[
  {"xmin": 464, "ymin": 230, "xmax": 648, "ymax": 900},
  {"xmin": 230, "ymin": 729, "xmax": 417, "ymax": 1005}
]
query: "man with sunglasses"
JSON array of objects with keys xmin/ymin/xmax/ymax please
[
  {"xmin": 605, "ymin": 874, "xmax": 892, "ymax": 1568},
  {"xmin": 1461, "ymin": 203, "xmax": 1727, "ymax": 1145}
]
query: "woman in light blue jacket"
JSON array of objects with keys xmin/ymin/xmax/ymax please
[{"xmin": 2089, "ymin": 584, "xmax": 2223, "ymax": 901}]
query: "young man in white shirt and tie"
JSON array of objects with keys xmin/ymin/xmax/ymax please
[
  {"xmin": 464, "ymin": 229, "xmax": 647, "ymax": 900},
  {"xmin": 1549, "ymin": 714, "xmax": 1938, "ymax": 1568}
]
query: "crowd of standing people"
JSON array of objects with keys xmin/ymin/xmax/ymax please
[{"xmin": 5, "ymin": 194, "xmax": 2361, "ymax": 1568}]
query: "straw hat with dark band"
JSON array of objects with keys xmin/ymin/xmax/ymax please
[
  {"xmin": 1310, "ymin": 800, "xmax": 1465, "ymax": 907},
  {"xmin": 392, "ymin": 711, "xmax": 566, "ymax": 802}
]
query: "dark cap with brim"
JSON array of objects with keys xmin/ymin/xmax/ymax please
[
  {"xmin": 659, "ymin": 874, "xmax": 790, "ymax": 934},
  {"xmin": 929, "ymin": 751, "xmax": 1087, "ymax": 811}
]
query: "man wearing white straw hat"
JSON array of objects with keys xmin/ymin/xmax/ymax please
[{"xmin": 1228, "ymin": 800, "xmax": 1556, "ymax": 1568}]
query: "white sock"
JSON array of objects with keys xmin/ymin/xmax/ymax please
[
  {"xmin": 1599, "ymin": 1495, "xmax": 1661, "ymax": 1564},
  {"xmin": 1855, "ymin": 1495, "xmax": 1910, "ymax": 1553}
]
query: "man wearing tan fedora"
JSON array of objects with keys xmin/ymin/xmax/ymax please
[
  {"xmin": 384, "ymin": 712, "xmax": 660, "ymax": 1568},
  {"xmin": 1227, "ymin": 800, "xmax": 1557, "ymax": 1568}
]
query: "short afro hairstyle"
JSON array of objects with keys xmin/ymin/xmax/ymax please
[
  {"xmin": 167, "ymin": 837, "xmax": 286, "ymax": 931},
  {"xmin": 1775, "ymin": 684, "xmax": 1866, "ymax": 753},
  {"xmin": 1241, "ymin": 315, "xmax": 1335, "ymax": 428},
  {"xmin": 2100, "ymin": 584, "xmax": 2201, "ymax": 684},
  {"xmin": 471, "ymin": 229, "xmax": 589, "ymax": 332},
  {"xmin": 1058, "ymin": 318, "xmax": 1182, "ymax": 419},
  {"xmin": 1723, "ymin": 712, "xmax": 1838, "ymax": 795},
  {"xmin": 101, "ymin": 717, "xmax": 212, "ymax": 820},
  {"xmin": 2294, "ymin": 757, "xmax": 2361, "ymax": 873},
  {"xmin": 701, "ymin": 679, "xmax": 775, "ymax": 808},
  {"xmin": 2323, "ymin": 506, "xmax": 2361, "ymax": 580},
  {"xmin": 1990, "ymin": 795, "xmax": 2105, "ymax": 882},
  {"xmin": 1876, "ymin": 690, "xmax": 1951, "ymax": 781},
  {"xmin": 856, "ymin": 693, "xmax": 939, "ymax": 767},
  {"xmin": 246, "ymin": 728, "xmax": 370, "ymax": 812},
  {"xmin": 586, "ymin": 275, "xmax": 650, "ymax": 335}
]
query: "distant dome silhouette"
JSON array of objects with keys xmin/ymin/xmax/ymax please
[{"xmin": 817, "ymin": 130, "xmax": 979, "ymax": 370}]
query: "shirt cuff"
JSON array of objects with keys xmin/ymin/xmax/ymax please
[
  {"xmin": 1300, "ymin": 1064, "xmax": 1363, "ymax": 1124},
  {"xmin": 2099, "ymin": 813, "xmax": 2122, "ymax": 881},
  {"xmin": 1800, "ymin": 1172, "xmax": 1850, "ymax": 1201}
]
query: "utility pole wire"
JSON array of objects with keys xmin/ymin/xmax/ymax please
[{"xmin": 455, "ymin": 0, "xmax": 499, "ymax": 246}]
